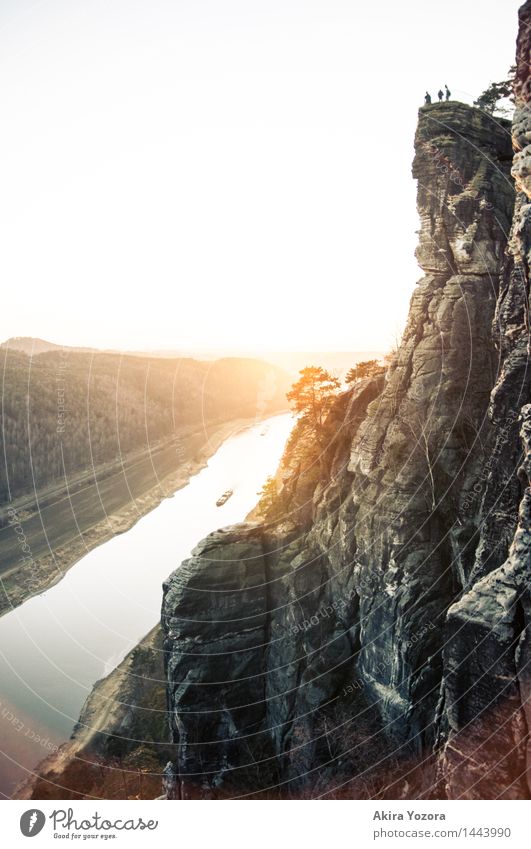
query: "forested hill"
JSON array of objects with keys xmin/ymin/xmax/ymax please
[{"xmin": 0, "ymin": 349, "xmax": 290, "ymax": 504}]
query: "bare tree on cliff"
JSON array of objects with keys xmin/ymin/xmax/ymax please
[{"xmin": 287, "ymin": 366, "xmax": 340, "ymax": 454}]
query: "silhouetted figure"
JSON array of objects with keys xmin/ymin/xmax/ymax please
[
  {"xmin": 425, "ymin": 92, "xmax": 432, "ymax": 105},
  {"xmin": 438, "ymin": 89, "xmax": 444, "ymax": 102},
  {"xmin": 445, "ymin": 84, "xmax": 451, "ymax": 101}
]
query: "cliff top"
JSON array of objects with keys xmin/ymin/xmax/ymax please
[{"xmin": 417, "ymin": 101, "xmax": 512, "ymax": 141}]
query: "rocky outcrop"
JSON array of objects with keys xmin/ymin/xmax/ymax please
[
  {"xmin": 161, "ymin": 11, "xmax": 531, "ymax": 800},
  {"xmin": 438, "ymin": 0, "xmax": 531, "ymax": 799},
  {"xmin": 162, "ymin": 377, "xmax": 385, "ymax": 799},
  {"xmin": 342, "ymin": 104, "xmax": 514, "ymax": 758}
]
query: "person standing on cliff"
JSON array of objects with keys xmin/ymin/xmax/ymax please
[
  {"xmin": 445, "ymin": 84, "xmax": 451, "ymax": 100},
  {"xmin": 425, "ymin": 91, "xmax": 432, "ymax": 104},
  {"xmin": 438, "ymin": 88, "xmax": 444, "ymax": 101}
]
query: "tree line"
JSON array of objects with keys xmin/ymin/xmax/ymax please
[
  {"xmin": 0, "ymin": 350, "xmax": 289, "ymax": 504},
  {"xmin": 258, "ymin": 359, "xmax": 386, "ymax": 520}
]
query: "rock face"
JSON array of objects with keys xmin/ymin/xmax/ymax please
[
  {"xmin": 438, "ymin": 0, "xmax": 531, "ymax": 800},
  {"xmin": 162, "ymin": 10, "xmax": 531, "ymax": 799}
]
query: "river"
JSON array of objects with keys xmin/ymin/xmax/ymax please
[{"xmin": 0, "ymin": 413, "xmax": 293, "ymax": 798}]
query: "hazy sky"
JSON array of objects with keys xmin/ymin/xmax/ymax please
[{"xmin": 0, "ymin": 0, "xmax": 522, "ymax": 353}]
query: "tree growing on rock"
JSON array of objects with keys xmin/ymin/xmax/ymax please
[
  {"xmin": 345, "ymin": 359, "xmax": 385, "ymax": 384},
  {"xmin": 474, "ymin": 67, "xmax": 515, "ymax": 116},
  {"xmin": 257, "ymin": 475, "xmax": 282, "ymax": 519},
  {"xmin": 287, "ymin": 366, "xmax": 340, "ymax": 450}
]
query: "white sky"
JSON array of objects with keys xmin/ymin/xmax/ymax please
[{"xmin": 0, "ymin": 0, "xmax": 522, "ymax": 353}]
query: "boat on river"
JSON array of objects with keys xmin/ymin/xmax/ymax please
[{"xmin": 216, "ymin": 489, "xmax": 234, "ymax": 507}]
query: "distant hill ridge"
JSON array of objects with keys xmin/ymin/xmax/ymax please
[
  {"xmin": 0, "ymin": 346, "xmax": 292, "ymax": 504},
  {"xmin": 1, "ymin": 338, "xmax": 385, "ymax": 377},
  {"xmin": 1, "ymin": 337, "xmax": 98, "ymax": 356}
]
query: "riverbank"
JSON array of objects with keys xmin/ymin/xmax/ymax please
[
  {"xmin": 16, "ymin": 626, "xmax": 168, "ymax": 800},
  {"xmin": 0, "ymin": 415, "xmax": 271, "ymax": 618},
  {"xmin": 15, "ymin": 483, "xmax": 274, "ymax": 800},
  {"xmin": 2, "ymin": 412, "xmax": 294, "ymax": 799}
]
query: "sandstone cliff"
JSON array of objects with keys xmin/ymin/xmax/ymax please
[
  {"xmin": 161, "ymin": 12, "xmax": 531, "ymax": 800},
  {"xmin": 438, "ymin": 0, "xmax": 531, "ymax": 800}
]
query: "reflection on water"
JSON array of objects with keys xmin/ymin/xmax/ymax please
[{"xmin": 0, "ymin": 413, "xmax": 293, "ymax": 797}]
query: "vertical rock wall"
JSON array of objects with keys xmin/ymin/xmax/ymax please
[
  {"xmin": 161, "ymin": 11, "xmax": 531, "ymax": 799},
  {"xmin": 439, "ymin": 0, "xmax": 531, "ymax": 799}
]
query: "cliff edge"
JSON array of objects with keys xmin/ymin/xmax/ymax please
[{"xmin": 161, "ymin": 20, "xmax": 531, "ymax": 800}]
